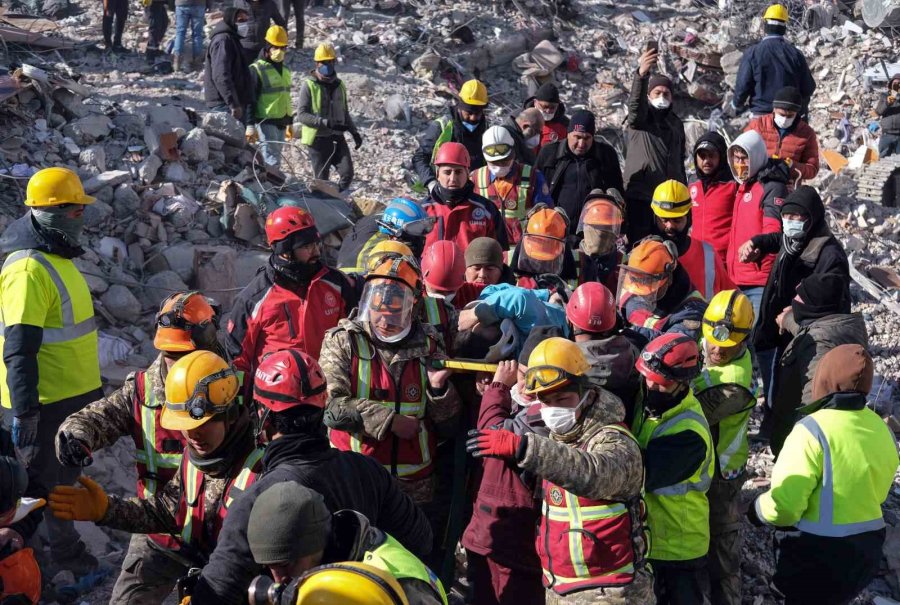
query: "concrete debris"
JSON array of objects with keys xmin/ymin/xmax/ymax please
[
  {"xmin": 100, "ymin": 285, "xmax": 142, "ymax": 322},
  {"xmin": 82, "ymin": 170, "xmax": 131, "ymax": 195},
  {"xmin": 200, "ymin": 111, "xmax": 245, "ymax": 147},
  {"xmin": 181, "ymin": 128, "xmax": 210, "ymax": 163}
]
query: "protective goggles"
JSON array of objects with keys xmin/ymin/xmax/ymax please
[
  {"xmin": 639, "ymin": 350, "xmax": 696, "ymax": 381},
  {"xmin": 166, "ymin": 368, "xmax": 237, "ymax": 420},
  {"xmin": 702, "ymin": 318, "xmax": 749, "ymax": 343},
  {"xmin": 524, "ymin": 365, "xmax": 582, "ymax": 392},
  {"xmin": 399, "ymin": 216, "xmax": 436, "ymax": 238},
  {"xmin": 483, "ymin": 143, "xmax": 512, "ymax": 158}
]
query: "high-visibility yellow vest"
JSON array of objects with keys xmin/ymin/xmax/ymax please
[
  {"xmin": 364, "ymin": 533, "xmax": 449, "ymax": 605},
  {"xmin": 251, "ymin": 60, "xmax": 292, "ymax": 120},
  {"xmin": 635, "ymin": 392, "xmax": 713, "ymax": 561},
  {"xmin": 134, "ymin": 370, "xmax": 183, "ymax": 499},
  {"xmin": 0, "ymin": 249, "xmax": 100, "ymax": 406},
  {"xmin": 429, "ymin": 117, "xmax": 454, "ymax": 164},
  {"xmin": 301, "ymin": 79, "xmax": 348, "ymax": 145}
]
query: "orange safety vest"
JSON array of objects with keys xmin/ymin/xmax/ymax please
[{"xmin": 472, "ymin": 163, "xmax": 534, "ymax": 247}]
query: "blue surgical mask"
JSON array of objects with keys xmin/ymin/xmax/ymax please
[
  {"xmin": 783, "ymin": 218, "xmax": 807, "ymax": 238},
  {"xmin": 318, "ymin": 63, "xmax": 335, "ymax": 78},
  {"xmin": 462, "ymin": 121, "xmax": 478, "ymax": 132}
]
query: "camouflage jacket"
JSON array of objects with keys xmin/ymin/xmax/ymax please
[{"xmin": 321, "ymin": 317, "xmax": 460, "ymax": 442}]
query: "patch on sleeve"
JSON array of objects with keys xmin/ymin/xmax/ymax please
[{"xmin": 774, "ymin": 197, "xmax": 784, "ymax": 206}]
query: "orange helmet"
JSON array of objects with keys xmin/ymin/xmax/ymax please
[
  {"xmin": 522, "ymin": 206, "xmax": 568, "ymax": 261},
  {"xmin": 578, "ymin": 199, "xmax": 624, "ymax": 235},
  {"xmin": 0, "ymin": 548, "xmax": 41, "ymax": 604},
  {"xmin": 626, "ymin": 237, "xmax": 678, "ymax": 275},
  {"xmin": 366, "ymin": 257, "xmax": 423, "ymax": 295},
  {"xmin": 153, "ymin": 291, "xmax": 219, "ymax": 353}
]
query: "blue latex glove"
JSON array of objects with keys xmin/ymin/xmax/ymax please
[{"xmin": 12, "ymin": 412, "xmax": 39, "ymax": 465}]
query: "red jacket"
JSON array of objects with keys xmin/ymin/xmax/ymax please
[
  {"xmin": 726, "ymin": 180, "xmax": 784, "ymax": 287},
  {"xmin": 423, "ymin": 191, "xmax": 508, "ymax": 253},
  {"xmin": 745, "ymin": 115, "xmax": 820, "ymax": 182},
  {"xmin": 462, "ymin": 383, "xmax": 545, "ymax": 570},
  {"xmin": 454, "ymin": 281, "xmax": 486, "ymax": 309},
  {"xmin": 679, "ymin": 237, "xmax": 735, "ymax": 301},
  {"xmin": 689, "ymin": 178, "xmax": 737, "ymax": 265},
  {"xmin": 541, "ymin": 120, "xmax": 567, "ymax": 149},
  {"xmin": 225, "ymin": 263, "xmax": 357, "ymax": 373}
]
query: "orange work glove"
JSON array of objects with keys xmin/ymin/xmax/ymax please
[
  {"xmin": 48, "ymin": 476, "xmax": 109, "ymax": 522},
  {"xmin": 285, "ymin": 124, "xmax": 294, "ymax": 140}
]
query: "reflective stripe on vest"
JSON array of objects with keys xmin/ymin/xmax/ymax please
[
  {"xmin": 702, "ymin": 242, "xmax": 716, "ymax": 301},
  {"xmin": 301, "ymin": 79, "xmax": 348, "ymax": 145},
  {"xmin": 136, "ymin": 372, "xmax": 182, "ymax": 498},
  {"xmin": 251, "ymin": 61, "xmax": 292, "ymax": 120},
  {"xmin": 473, "ymin": 164, "xmax": 533, "ymax": 221},
  {"xmin": 224, "ymin": 447, "xmax": 266, "ymax": 508},
  {"xmin": 364, "ymin": 533, "xmax": 449, "ymax": 605},
  {"xmin": 0, "ymin": 250, "xmax": 96, "ymax": 343},
  {"xmin": 794, "ymin": 416, "xmax": 887, "ymax": 537},
  {"xmin": 429, "ymin": 117, "xmax": 453, "ymax": 164},
  {"xmin": 423, "ymin": 297, "xmax": 443, "ymax": 326},
  {"xmin": 648, "ymin": 409, "xmax": 713, "ymax": 495}
]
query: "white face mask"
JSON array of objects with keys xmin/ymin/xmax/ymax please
[
  {"xmin": 782, "ymin": 218, "xmax": 807, "ymax": 238},
  {"xmin": 539, "ymin": 394, "xmax": 586, "ymax": 434},
  {"xmin": 372, "ymin": 322, "xmax": 411, "ymax": 343},
  {"xmin": 488, "ymin": 164, "xmax": 511, "ymax": 178},
  {"xmin": 774, "ymin": 114, "xmax": 795, "ymax": 129},
  {"xmin": 525, "ymin": 134, "xmax": 541, "ymax": 147},
  {"xmin": 649, "ymin": 96, "xmax": 671, "ymax": 110},
  {"xmin": 540, "ymin": 110, "xmax": 555, "ymax": 122}
]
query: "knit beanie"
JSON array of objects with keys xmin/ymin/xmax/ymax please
[
  {"xmin": 247, "ymin": 482, "xmax": 332, "ymax": 565},
  {"xmin": 648, "ymin": 74, "xmax": 672, "ymax": 91},
  {"xmin": 772, "ymin": 86, "xmax": 802, "ymax": 112},
  {"xmin": 792, "ymin": 273, "xmax": 849, "ymax": 324},
  {"xmin": 568, "ymin": 110, "xmax": 596, "ymax": 135},
  {"xmin": 465, "ymin": 237, "xmax": 504, "ymax": 268},
  {"xmin": 534, "ymin": 82, "xmax": 561, "ymax": 104},
  {"xmin": 811, "ymin": 344, "xmax": 874, "ymax": 400},
  {"xmin": 518, "ymin": 325, "xmax": 563, "ymax": 365}
]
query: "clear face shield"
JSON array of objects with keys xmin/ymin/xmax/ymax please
[
  {"xmin": 616, "ymin": 266, "xmax": 670, "ymax": 310},
  {"xmin": 358, "ymin": 278, "xmax": 416, "ymax": 343},
  {"xmin": 577, "ymin": 201, "xmax": 623, "ymax": 256},
  {"xmin": 519, "ymin": 233, "xmax": 565, "ymax": 275}
]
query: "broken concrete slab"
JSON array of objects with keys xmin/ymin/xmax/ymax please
[
  {"xmin": 82, "ymin": 170, "xmax": 131, "ymax": 194},
  {"xmin": 141, "ymin": 270, "xmax": 189, "ymax": 309},
  {"xmin": 101, "ymin": 285, "xmax": 142, "ymax": 321},
  {"xmin": 200, "ymin": 111, "xmax": 245, "ymax": 147},
  {"xmin": 146, "ymin": 104, "xmax": 191, "ymax": 131},
  {"xmin": 64, "ymin": 114, "xmax": 114, "ymax": 144},
  {"xmin": 181, "ymin": 128, "xmax": 209, "ymax": 163},
  {"xmin": 113, "ymin": 184, "xmax": 141, "ymax": 218},
  {"xmin": 138, "ymin": 154, "xmax": 163, "ymax": 185}
]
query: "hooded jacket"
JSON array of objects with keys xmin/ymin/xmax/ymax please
[
  {"xmin": 523, "ymin": 96, "xmax": 569, "ymax": 149},
  {"xmin": 745, "ymin": 114, "xmax": 820, "ymax": 182},
  {"xmin": 412, "ymin": 107, "xmax": 488, "ymax": 187},
  {"xmin": 688, "ymin": 132, "xmax": 737, "ymax": 263},
  {"xmin": 232, "ymin": 0, "xmax": 285, "ymax": 54},
  {"xmin": 204, "ymin": 9, "xmax": 253, "ymax": 110},
  {"xmin": 725, "ymin": 130, "xmax": 786, "ymax": 287},
  {"xmin": 876, "ymin": 76, "xmax": 900, "ymax": 135},
  {"xmin": 733, "ymin": 35, "xmax": 816, "ymax": 115}
]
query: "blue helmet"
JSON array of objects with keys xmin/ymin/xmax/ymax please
[{"xmin": 377, "ymin": 198, "xmax": 435, "ymax": 238}]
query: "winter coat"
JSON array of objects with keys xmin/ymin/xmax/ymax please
[
  {"xmin": 422, "ymin": 182, "xmax": 508, "ymax": 252},
  {"xmin": 523, "ymin": 96, "xmax": 569, "ymax": 151},
  {"xmin": 679, "ymin": 236, "xmax": 735, "ymax": 301},
  {"xmin": 733, "ymin": 35, "xmax": 816, "ymax": 115},
  {"xmin": 472, "ymin": 284, "xmax": 569, "ymax": 342},
  {"xmin": 769, "ymin": 312, "xmax": 868, "ymax": 455},
  {"xmin": 501, "ymin": 114, "xmax": 537, "ymax": 165},
  {"xmin": 189, "ymin": 433, "xmax": 434, "ymax": 605},
  {"xmin": 745, "ymin": 114, "xmax": 820, "ymax": 181},
  {"xmin": 203, "ymin": 20, "xmax": 253, "ymax": 110},
  {"xmin": 876, "ymin": 93, "xmax": 900, "ymax": 135},
  {"xmin": 232, "ymin": 0, "xmax": 285, "ymax": 54},
  {"xmin": 296, "ymin": 72, "xmax": 357, "ymax": 139},
  {"xmin": 689, "ymin": 131, "xmax": 736, "ymax": 265},
  {"xmin": 620, "ymin": 265, "xmax": 708, "ymax": 343},
  {"xmin": 412, "ymin": 107, "xmax": 488, "ymax": 187},
  {"xmin": 623, "ymin": 72, "xmax": 687, "ymax": 203},
  {"xmin": 533, "ymin": 140, "xmax": 623, "ymax": 235}
]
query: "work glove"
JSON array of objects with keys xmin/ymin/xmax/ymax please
[
  {"xmin": 56, "ymin": 431, "xmax": 93, "ymax": 468},
  {"xmin": 466, "ymin": 428, "xmax": 522, "ymax": 460},
  {"xmin": 245, "ymin": 125, "xmax": 258, "ymax": 144},
  {"xmin": 49, "ymin": 476, "xmax": 109, "ymax": 522},
  {"xmin": 351, "ymin": 131, "xmax": 363, "ymax": 150},
  {"xmin": 11, "ymin": 411, "xmax": 39, "ymax": 464},
  {"xmin": 285, "ymin": 124, "xmax": 294, "ymax": 140}
]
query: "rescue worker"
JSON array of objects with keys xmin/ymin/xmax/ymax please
[
  {"xmin": 618, "ymin": 237, "xmax": 708, "ymax": 342},
  {"xmin": 524, "ymin": 82, "xmax": 569, "ymax": 150},
  {"xmin": 255, "ymin": 561, "xmax": 414, "ymax": 605},
  {"xmin": 338, "ymin": 198, "xmax": 435, "ymax": 273},
  {"xmin": 412, "ymin": 79, "xmax": 490, "ymax": 191},
  {"xmin": 501, "ymin": 107, "xmax": 544, "ymax": 165},
  {"xmin": 724, "ymin": 130, "xmax": 786, "ymax": 319},
  {"xmin": 692, "ymin": 291, "xmax": 757, "ymax": 605},
  {"xmin": 0, "ymin": 166, "xmax": 102, "ymax": 576},
  {"xmin": 297, "ymin": 43, "xmax": 363, "ymax": 191},
  {"xmin": 233, "ymin": 0, "xmax": 286, "ymax": 63},
  {"xmin": 467, "ymin": 337, "xmax": 653, "ymax": 604},
  {"xmin": 456, "ymin": 237, "xmax": 513, "ymax": 308},
  {"xmin": 321, "ymin": 258, "xmax": 461, "ymax": 506},
  {"xmin": 245, "ymin": 25, "xmax": 294, "ymax": 167},
  {"xmin": 48, "ymin": 351, "xmax": 265, "ymax": 597},
  {"xmin": 246, "ymin": 482, "xmax": 446, "ymax": 604},
  {"xmin": 728, "ymin": 4, "xmax": 816, "ymax": 117},
  {"xmin": 422, "ymin": 142, "xmax": 508, "ymax": 252},
  {"xmin": 225, "ymin": 205, "xmax": 357, "ymax": 374},
  {"xmin": 634, "ymin": 333, "xmax": 714, "ymax": 604},
  {"xmin": 574, "ymin": 189, "xmax": 626, "ymax": 292},
  {"xmin": 745, "ymin": 86, "xmax": 820, "ymax": 184},
  {"xmin": 566, "ymin": 282, "xmax": 642, "ymax": 421},
  {"xmin": 688, "ymin": 132, "xmax": 736, "ymax": 265},
  {"xmin": 534, "ymin": 110, "xmax": 624, "ymax": 234},
  {"xmin": 624, "ymin": 50, "xmax": 687, "ymax": 245},
  {"xmin": 876, "ymin": 74, "xmax": 900, "ymax": 158},
  {"xmin": 651, "ymin": 180, "xmax": 734, "ymax": 301},
  {"xmin": 511, "ymin": 205, "xmax": 578, "ymax": 290},
  {"xmin": 54, "ymin": 291, "xmax": 220, "ymax": 604},
  {"xmin": 470, "ymin": 125, "xmax": 553, "ymax": 248},
  {"xmin": 749, "ymin": 345, "xmax": 898, "ymax": 605},
  {"xmin": 420, "ymin": 240, "xmax": 464, "ymax": 351},
  {"xmin": 0, "ymin": 454, "xmax": 43, "ymax": 605},
  {"xmin": 188, "ymin": 349, "xmax": 434, "ymax": 604}
]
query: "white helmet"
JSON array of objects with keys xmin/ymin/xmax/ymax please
[{"xmin": 482, "ymin": 126, "xmax": 515, "ymax": 162}]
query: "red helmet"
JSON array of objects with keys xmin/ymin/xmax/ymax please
[
  {"xmin": 254, "ymin": 349, "xmax": 327, "ymax": 412},
  {"xmin": 421, "ymin": 240, "xmax": 465, "ymax": 293},
  {"xmin": 635, "ymin": 333, "xmax": 700, "ymax": 388},
  {"xmin": 434, "ymin": 142, "xmax": 471, "ymax": 169},
  {"xmin": 566, "ymin": 282, "xmax": 616, "ymax": 333},
  {"xmin": 265, "ymin": 206, "xmax": 318, "ymax": 248}
]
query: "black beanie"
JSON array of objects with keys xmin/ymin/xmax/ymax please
[
  {"xmin": 568, "ymin": 110, "xmax": 595, "ymax": 135},
  {"xmin": 518, "ymin": 325, "xmax": 564, "ymax": 365},
  {"xmin": 773, "ymin": 86, "xmax": 802, "ymax": 112},
  {"xmin": 780, "ymin": 185, "xmax": 824, "ymax": 228},
  {"xmin": 648, "ymin": 74, "xmax": 672, "ymax": 91},
  {"xmin": 247, "ymin": 482, "xmax": 332, "ymax": 565},
  {"xmin": 535, "ymin": 82, "xmax": 561, "ymax": 103},
  {"xmin": 792, "ymin": 273, "xmax": 849, "ymax": 323}
]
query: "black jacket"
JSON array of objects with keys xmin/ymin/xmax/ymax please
[
  {"xmin": 232, "ymin": 0, "xmax": 285, "ymax": 54},
  {"xmin": 190, "ymin": 432, "xmax": 434, "ymax": 605},
  {"xmin": 203, "ymin": 20, "xmax": 253, "ymax": 110},
  {"xmin": 533, "ymin": 139, "xmax": 623, "ymax": 234},
  {"xmin": 0, "ymin": 427, "xmax": 43, "ymax": 542},
  {"xmin": 411, "ymin": 107, "xmax": 487, "ymax": 187},
  {"xmin": 876, "ymin": 92, "xmax": 900, "ymax": 135},
  {"xmin": 733, "ymin": 35, "xmax": 816, "ymax": 115},
  {"xmin": 500, "ymin": 114, "xmax": 536, "ymax": 165}
]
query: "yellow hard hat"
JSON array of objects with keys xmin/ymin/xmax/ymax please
[
  {"xmin": 25, "ymin": 167, "xmax": 95, "ymax": 207},
  {"xmin": 702, "ymin": 289, "xmax": 755, "ymax": 347},
  {"xmin": 459, "ymin": 79, "xmax": 489, "ymax": 106},
  {"xmin": 265, "ymin": 25, "xmax": 288, "ymax": 47},
  {"xmin": 365, "ymin": 240, "xmax": 414, "ymax": 272},
  {"xmin": 651, "ymin": 180, "xmax": 692, "ymax": 219},
  {"xmin": 763, "ymin": 4, "xmax": 788, "ymax": 22},
  {"xmin": 161, "ymin": 351, "xmax": 239, "ymax": 431},
  {"xmin": 294, "ymin": 562, "xmax": 410, "ymax": 605},
  {"xmin": 314, "ymin": 43, "xmax": 337, "ymax": 62},
  {"xmin": 524, "ymin": 337, "xmax": 591, "ymax": 395}
]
